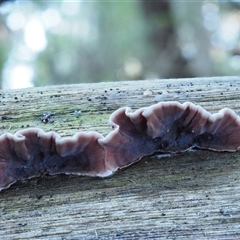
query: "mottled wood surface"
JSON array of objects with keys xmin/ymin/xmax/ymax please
[{"xmin": 0, "ymin": 77, "xmax": 240, "ymax": 239}]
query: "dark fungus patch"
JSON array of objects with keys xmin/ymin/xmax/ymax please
[
  {"xmin": 0, "ymin": 101, "xmax": 240, "ymax": 191},
  {"xmin": 39, "ymin": 112, "xmax": 55, "ymax": 123},
  {"xmin": 1, "ymin": 116, "xmax": 13, "ymax": 120}
]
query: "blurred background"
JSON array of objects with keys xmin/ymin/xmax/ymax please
[{"xmin": 0, "ymin": 0, "xmax": 240, "ymax": 89}]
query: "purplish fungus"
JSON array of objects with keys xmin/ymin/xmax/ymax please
[{"xmin": 0, "ymin": 101, "xmax": 240, "ymax": 190}]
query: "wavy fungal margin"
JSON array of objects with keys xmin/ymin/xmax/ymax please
[{"xmin": 0, "ymin": 101, "xmax": 240, "ymax": 190}]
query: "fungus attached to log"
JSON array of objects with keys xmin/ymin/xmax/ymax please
[{"xmin": 0, "ymin": 101, "xmax": 240, "ymax": 191}]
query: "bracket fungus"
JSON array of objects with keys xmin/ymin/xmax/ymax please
[{"xmin": 0, "ymin": 101, "xmax": 240, "ymax": 191}]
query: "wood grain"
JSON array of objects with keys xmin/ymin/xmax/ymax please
[{"xmin": 0, "ymin": 76, "xmax": 240, "ymax": 239}]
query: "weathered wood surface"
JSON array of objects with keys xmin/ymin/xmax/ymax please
[{"xmin": 0, "ymin": 76, "xmax": 240, "ymax": 239}]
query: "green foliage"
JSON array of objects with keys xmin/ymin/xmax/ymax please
[
  {"xmin": 0, "ymin": 1, "xmax": 240, "ymax": 88},
  {"xmin": 0, "ymin": 18, "xmax": 11, "ymax": 87}
]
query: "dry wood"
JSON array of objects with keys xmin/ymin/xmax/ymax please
[{"xmin": 0, "ymin": 76, "xmax": 240, "ymax": 239}]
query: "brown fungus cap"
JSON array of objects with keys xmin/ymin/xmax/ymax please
[{"xmin": 0, "ymin": 101, "xmax": 240, "ymax": 190}]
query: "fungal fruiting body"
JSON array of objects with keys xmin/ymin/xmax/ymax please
[{"xmin": 0, "ymin": 101, "xmax": 240, "ymax": 191}]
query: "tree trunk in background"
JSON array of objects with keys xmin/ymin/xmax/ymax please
[
  {"xmin": 141, "ymin": 0, "xmax": 194, "ymax": 78},
  {"xmin": 170, "ymin": 0, "xmax": 214, "ymax": 77}
]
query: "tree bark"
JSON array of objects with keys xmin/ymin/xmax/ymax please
[{"xmin": 0, "ymin": 76, "xmax": 240, "ymax": 239}]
